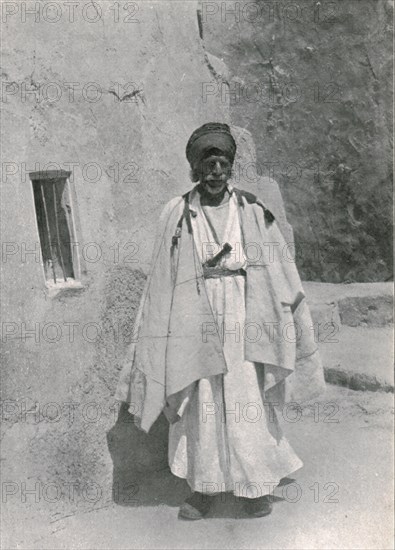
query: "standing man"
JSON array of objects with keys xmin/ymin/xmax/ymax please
[{"xmin": 116, "ymin": 122, "xmax": 325, "ymax": 520}]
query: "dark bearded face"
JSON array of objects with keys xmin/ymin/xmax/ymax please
[{"xmin": 196, "ymin": 152, "xmax": 233, "ymax": 195}]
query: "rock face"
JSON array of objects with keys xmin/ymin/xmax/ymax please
[{"xmin": 201, "ymin": 0, "xmax": 393, "ymax": 282}]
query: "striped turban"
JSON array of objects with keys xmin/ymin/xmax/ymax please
[{"xmin": 186, "ymin": 122, "xmax": 237, "ymax": 167}]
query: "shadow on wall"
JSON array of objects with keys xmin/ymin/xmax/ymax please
[
  {"xmin": 98, "ymin": 266, "xmax": 190, "ymax": 506},
  {"xmin": 106, "ymin": 404, "xmax": 190, "ymax": 507}
]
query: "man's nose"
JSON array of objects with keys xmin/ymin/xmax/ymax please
[{"xmin": 212, "ymin": 161, "xmax": 222, "ymax": 175}]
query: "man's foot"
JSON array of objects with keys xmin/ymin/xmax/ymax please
[
  {"xmin": 178, "ymin": 492, "xmax": 214, "ymax": 520},
  {"xmin": 243, "ymin": 495, "xmax": 273, "ymax": 518}
]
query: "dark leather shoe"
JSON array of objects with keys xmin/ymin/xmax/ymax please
[
  {"xmin": 243, "ymin": 495, "xmax": 273, "ymax": 518},
  {"xmin": 178, "ymin": 492, "xmax": 214, "ymax": 520}
]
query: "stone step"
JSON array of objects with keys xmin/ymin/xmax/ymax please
[
  {"xmin": 304, "ymin": 281, "xmax": 393, "ymax": 327},
  {"xmin": 303, "ymin": 282, "xmax": 393, "ymax": 392}
]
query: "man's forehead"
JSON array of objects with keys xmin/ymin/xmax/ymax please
[{"xmin": 202, "ymin": 153, "xmax": 230, "ymax": 161}]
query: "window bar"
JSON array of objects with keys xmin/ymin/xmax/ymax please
[
  {"xmin": 40, "ymin": 182, "xmax": 57, "ymax": 284},
  {"xmin": 64, "ymin": 179, "xmax": 78, "ymax": 280},
  {"xmin": 52, "ymin": 182, "xmax": 68, "ymax": 282}
]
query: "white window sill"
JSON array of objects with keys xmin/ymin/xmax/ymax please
[{"xmin": 45, "ymin": 278, "xmax": 84, "ymax": 298}]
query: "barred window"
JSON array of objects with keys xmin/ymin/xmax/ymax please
[{"xmin": 30, "ymin": 170, "xmax": 79, "ymax": 286}]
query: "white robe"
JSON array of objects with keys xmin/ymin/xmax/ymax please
[{"xmin": 168, "ymin": 192, "xmax": 303, "ymax": 498}]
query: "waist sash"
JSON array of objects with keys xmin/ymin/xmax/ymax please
[{"xmin": 202, "ymin": 267, "xmax": 246, "ymax": 279}]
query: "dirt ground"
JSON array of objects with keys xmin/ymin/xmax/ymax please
[{"xmin": 2, "ymin": 385, "xmax": 393, "ymax": 550}]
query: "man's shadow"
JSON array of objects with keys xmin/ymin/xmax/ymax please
[
  {"xmin": 106, "ymin": 402, "xmax": 190, "ymax": 508},
  {"xmin": 107, "ymin": 403, "xmax": 294, "ymax": 516}
]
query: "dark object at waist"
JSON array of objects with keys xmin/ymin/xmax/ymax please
[
  {"xmin": 203, "ymin": 242, "xmax": 233, "ymax": 268},
  {"xmin": 203, "ymin": 267, "xmax": 246, "ymax": 279}
]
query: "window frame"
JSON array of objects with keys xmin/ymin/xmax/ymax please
[{"xmin": 30, "ymin": 169, "xmax": 84, "ymax": 293}]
